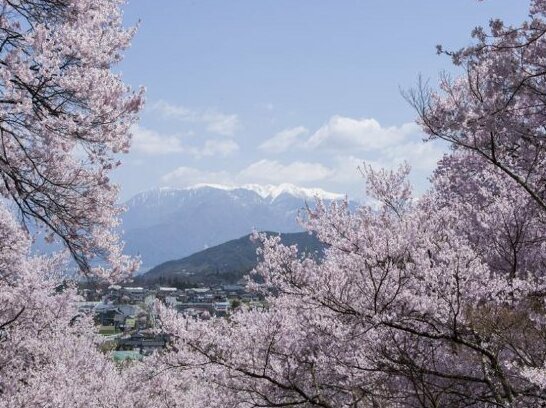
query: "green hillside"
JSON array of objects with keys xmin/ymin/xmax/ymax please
[{"xmin": 134, "ymin": 232, "xmax": 323, "ymax": 287}]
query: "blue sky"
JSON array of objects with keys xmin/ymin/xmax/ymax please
[{"xmin": 114, "ymin": 0, "xmax": 527, "ymax": 201}]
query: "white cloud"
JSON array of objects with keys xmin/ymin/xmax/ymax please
[
  {"xmin": 328, "ymin": 156, "xmax": 366, "ymax": 185},
  {"xmin": 152, "ymin": 114, "xmax": 447, "ymax": 198},
  {"xmin": 259, "ymin": 126, "xmax": 308, "ymax": 153},
  {"xmin": 256, "ymin": 116, "xmax": 424, "ymax": 156},
  {"xmin": 305, "ymin": 116, "xmax": 419, "ymax": 151},
  {"xmin": 161, "ymin": 159, "xmax": 333, "ymax": 188},
  {"xmin": 381, "ymin": 141, "xmax": 445, "ymax": 172},
  {"xmin": 203, "ymin": 114, "xmax": 239, "ymax": 136},
  {"xmin": 326, "ymin": 140, "xmax": 446, "ymax": 195},
  {"xmin": 159, "ymin": 141, "xmax": 445, "ymax": 197},
  {"xmin": 131, "ymin": 126, "xmax": 185, "ymax": 155},
  {"xmin": 161, "ymin": 167, "xmax": 233, "ymax": 186},
  {"xmin": 131, "ymin": 126, "xmax": 239, "ymax": 158},
  {"xmin": 198, "ymin": 139, "xmax": 239, "ymax": 158},
  {"xmin": 239, "ymin": 159, "xmax": 333, "ymax": 184},
  {"xmin": 341, "ymin": 141, "xmax": 445, "ymax": 176},
  {"xmin": 152, "ymin": 100, "xmax": 240, "ymax": 136}
]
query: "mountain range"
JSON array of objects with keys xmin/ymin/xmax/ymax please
[{"xmin": 120, "ymin": 183, "xmax": 346, "ymax": 270}]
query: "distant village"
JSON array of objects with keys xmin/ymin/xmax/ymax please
[{"xmin": 78, "ymin": 284, "xmax": 264, "ymax": 361}]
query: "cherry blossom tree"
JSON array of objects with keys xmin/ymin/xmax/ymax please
[
  {"xmin": 0, "ymin": 0, "xmax": 143, "ymax": 280},
  {"xmin": 0, "ymin": 206, "xmax": 132, "ymax": 407},
  {"xmin": 141, "ymin": 1, "xmax": 546, "ymax": 407},
  {"xmin": 0, "ymin": 0, "xmax": 143, "ymax": 404}
]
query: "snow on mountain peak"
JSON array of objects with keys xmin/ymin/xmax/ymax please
[
  {"xmin": 129, "ymin": 183, "xmax": 345, "ymax": 205},
  {"xmin": 186, "ymin": 183, "xmax": 345, "ymax": 201},
  {"xmin": 242, "ymin": 183, "xmax": 344, "ymax": 201}
]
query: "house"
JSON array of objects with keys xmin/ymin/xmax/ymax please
[
  {"xmin": 76, "ymin": 301, "xmax": 100, "ymax": 313},
  {"xmin": 213, "ymin": 301, "xmax": 230, "ymax": 316},
  {"xmin": 116, "ymin": 331, "xmax": 169, "ymax": 354},
  {"xmin": 158, "ymin": 287, "xmax": 178, "ymax": 294},
  {"xmin": 122, "ymin": 287, "xmax": 146, "ymax": 303},
  {"xmin": 156, "ymin": 287, "xmax": 179, "ymax": 306},
  {"xmin": 222, "ymin": 284, "xmax": 245, "ymax": 294},
  {"xmin": 94, "ymin": 304, "xmax": 120, "ymax": 327},
  {"xmin": 94, "ymin": 303, "xmax": 145, "ymax": 331}
]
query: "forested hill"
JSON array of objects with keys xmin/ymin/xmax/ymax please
[{"xmin": 134, "ymin": 231, "xmax": 324, "ymax": 287}]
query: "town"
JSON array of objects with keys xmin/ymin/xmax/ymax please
[{"xmin": 77, "ymin": 284, "xmax": 264, "ymax": 361}]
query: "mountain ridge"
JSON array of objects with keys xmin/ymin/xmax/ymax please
[
  {"xmin": 127, "ymin": 183, "xmax": 345, "ymax": 204},
  {"xmin": 121, "ymin": 183, "xmax": 349, "ymax": 269},
  {"xmin": 134, "ymin": 231, "xmax": 324, "ymax": 287}
]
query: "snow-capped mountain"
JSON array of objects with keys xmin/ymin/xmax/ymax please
[
  {"xmin": 185, "ymin": 183, "xmax": 345, "ymax": 201},
  {"xmin": 121, "ymin": 183, "xmax": 347, "ymax": 269}
]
